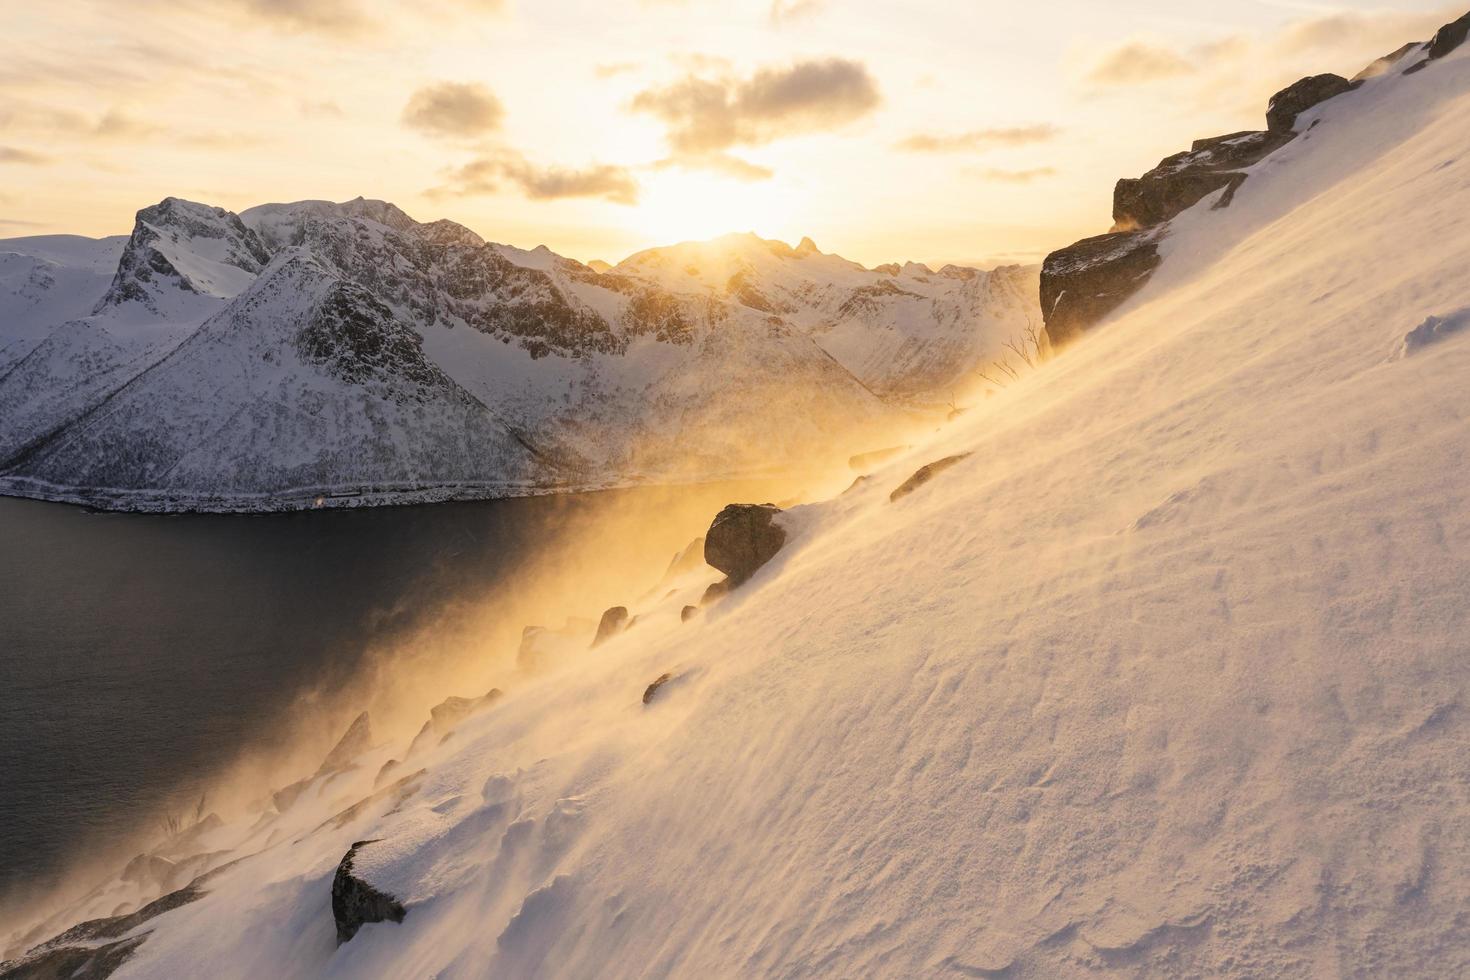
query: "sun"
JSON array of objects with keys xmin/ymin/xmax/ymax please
[{"xmin": 632, "ymin": 170, "xmax": 804, "ymax": 247}]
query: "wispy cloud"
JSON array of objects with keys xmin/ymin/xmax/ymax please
[
  {"xmin": 632, "ymin": 57, "xmax": 880, "ymax": 177},
  {"xmin": 402, "ymin": 82, "xmax": 504, "ymax": 139},
  {"xmin": 769, "ymin": 0, "xmax": 824, "ymax": 25},
  {"xmin": 1086, "ymin": 42, "xmax": 1197, "ymax": 85},
  {"xmin": 0, "ymin": 146, "xmax": 52, "ymax": 165},
  {"xmin": 974, "ymin": 166, "xmax": 1057, "ymax": 183},
  {"xmin": 896, "ymin": 124, "xmax": 1058, "ymax": 153},
  {"xmin": 595, "ymin": 62, "xmax": 640, "ymax": 79},
  {"xmin": 432, "ymin": 151, "xmax": 640, "ymax": 205}
]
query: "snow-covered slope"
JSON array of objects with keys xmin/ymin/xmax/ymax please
[
  {"xmin": 8, "ymin": 15, "xmax": 1469, "ymax": 979},
  {"xmin": 0, "ymin": 201, "xmax": 1037, "ymax": 511}
]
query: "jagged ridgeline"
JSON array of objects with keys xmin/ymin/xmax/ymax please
[
  {"xmin": 0, "ymin": 199, "xmax": 1040, "ymax": 512},
  {"xmin": 1040, "ymin": 10, "xmax": 1470, "ymax": 348}
]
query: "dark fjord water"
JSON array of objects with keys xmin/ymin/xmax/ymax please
[{"xmin": 0, "ymin": 480, "xmax": 802, "ymax": 907}]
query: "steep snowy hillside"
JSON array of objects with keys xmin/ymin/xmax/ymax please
[
  {"xmin": 0, "ymin": 201, "xmax": 1037, "ymax": 511},
  {"xmin": 6, "ymin": 13, "xmax": 1468, "ymax": 979}
]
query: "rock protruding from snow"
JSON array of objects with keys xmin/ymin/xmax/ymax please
[
  {"xmin": 428, "ymin": 689, "xmax": 503, "ymax": 733},
  {"xmin": 1266, "ymin": 74, "xmax": 1353, "ymax": 132},
  {"xmin": 317, "ymin": 712, "xmax": 373, "ymax": 776},
  {"xmin": 1406, "ymin": 11, "xmax": 1470, "ymax": 71},
  {"xmin": 331, "ymin": 840, "xmax": 406, "ymax": 944},
  {"xmin": 1039, "ymin": 17, "xmax": 1455, "ymax": 347},
  {"xmin": 642, "ymin": 673, "xmax": 674, "ymax": 704},
  {"xmin": 704, "ymin": 504, "xmax": 786, "ymax": 586},
  {"xmin": 96, "ymin": 198, "xmax": 270, "ymax": 315},
  {"xmin": 1111, "ymin": 130, "xmax": 1292, "ymax": 230},
  {"xmin": 593, "ymin": 606, "xmax": 631, "ymax": 647},
  {"xmin": 1041, "ymin": 230, "xmax": 1163, "ymax": 347},
  {"xmin": 889, "ymin": 453, "xmax": 972, "ymax": 502}
]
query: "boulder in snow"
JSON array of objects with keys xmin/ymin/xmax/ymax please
[
  {"xmin": 681, "ymin": 605, "xmax": 698, "ymax": 622},
  {"xmin": 643, "ymin": 673, "xmax": 674, "ymax": 705},
  {"xmin": 592, "ymin": 606, "xmax": 630, "ymax": 647},
  {"xmin": 1266, "ymin": 74, "xmax": 1353, "ymax": 132},
  {"xmin": 331, "ymin": 839, "xmax": 406, "ymax": 944},
  {"xmin": 704, "ymin": 504, "xmax": 786, "ymax": 585}
]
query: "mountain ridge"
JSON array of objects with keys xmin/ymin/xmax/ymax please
[{"xmin": 0, "ymin": 200, "xmax": 1040, "ymax": 511}]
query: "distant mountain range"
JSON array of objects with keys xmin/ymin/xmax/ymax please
[{"xmin": 0, "ymin": 198, "xmax": 1039, "ymax": 511}]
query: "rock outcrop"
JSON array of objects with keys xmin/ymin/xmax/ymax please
[
  {"xmin": 331, "ymin": 840, "xmax": 406, "ymax": 944},
  {"xmin": 704, "ymin": 504, "xmax": 787, "ymax": 586},
  {"xmin": 1038, "ymin": 33, "xmax": 1424, "ymax": 347},
  {"xmin": 1040, "ymin": 230, "xmax": 1163, "ymax": 348},
  {"xmin": 1265, "ymin": 74, "xmax": 1353, "ymax": 133},
  {"xmin": 643, "ymin": 673, "xmax": 674, "ymax": 705},
  {"xmin": 593, "ymin": 606, "xmax": 630, "ymax": 647},
  {"xmin": 317, "ymin": 712, "xmax": 373, "ymax": 776},
  {"xmin": 1406, "ymin": 11, "xmax": 1470, "ymax": 71}
]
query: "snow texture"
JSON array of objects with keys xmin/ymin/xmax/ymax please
[{"xmin": 6, "ymin": 29, "xmax": 1468, "ymax": 980}]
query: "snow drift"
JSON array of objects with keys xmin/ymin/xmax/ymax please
[{"xmin": 6, "ymin": 13, "xmax": 1470, "ymax": 980}]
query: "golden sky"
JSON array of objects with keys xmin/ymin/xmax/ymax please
[{"xmin": 0, "ymin": 0, "xmax": 1457, "ymax": 267}]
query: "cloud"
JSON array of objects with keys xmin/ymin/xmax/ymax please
[
  {"xmin": 595, "ymin": 62, "xmax": 640, "ymax": 79},
  {"xmin": 1086, "ymin": 42, "xmax": 1197, "ymax": 85},
  {"xmin": 1083, "ymin": 7, "xmax": 1459, "ymax": 92},
  {"xmin": 654, "ymin": 152, "xmax": 774, "ymax": 181},
  {"xmin": 975, "ymin": 167, "xmax": 1057, "ymax": 183},
  {"xmin": 228, "ymin": 0, "xmax": 367, "ymax": 34},
  {"xmin": 0, "ymin": 217, "xmax": 45, "ymax": 228},
  {"xmin": 770, "ymin": 0, "xmax": 824, "ymax": 25},
  {"xmin": 432, "ymin": 151, "xmax": 640, "ymax": 205},
  {"xmin": 0, "ymin": 146, "xmax": 51, "ymax": 165},
  {"xmin": 896, "ymin": 124, "xmax": 1058, "ymax": 153},
  {"xmin": 402, "ymin": 82, "xmax": 504, "ymax": 139},
  {"xmin": 300, "ymin": 99, "xmax": 345, "ymax": 118},
  {"xmin": 1273, "ymin": 8, "xmax": 1457, "ymax": 56},
  {"xmin": 632, "ymin": 57, "xmax": 880, "ymax": 174}
]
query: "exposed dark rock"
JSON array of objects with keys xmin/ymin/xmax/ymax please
[
  {"xmin": 704, "ymin": 504, "xmax": 786, "ymax": 586},
  {"xmin": 681, "ymin": 605, "xmax": 698, "ymax": 622},
  {"xmin": 593, "ymin": 606, "xmax": 630, "ymax": 647},
  {"xmin": 890, "ymin": 453, "xmax": 972, "ymax": 502},
  {"xmin": 1266, "ymin": 74, "xmax": 1352, "ymax": 132},
  {"xmin": 1111, "ymin": 130, "xmax": 1291, "ymax": 230},
  {"xmin": 332, "ymin": 840, "xmax": 406, "ymax": 945},
  {"xmin": 1039, "ymin": 56, "xmax": 1373, "ymax": 345},
  {"xmin": 848, "ymin": 446, "xmax": 907, "ymax": 471},
  {"xmin": 643, "ymin": 673, "xmax": 674, "ymax": 704},
  {"xmin": 1040, "ymin": 230, "xmax": 1163, "ymax": 348},
  {"xmin": 1409, "ymin": 11, "xmax": 1470, "ymax": 68},
  {"xmin": 428, "ymin": 688, "xmax": 503, "ymax": 733},
  {"xmin": 1, "ymin": 862, "xmax": 238, "ymax": 979},
  {"xmin": 0, "ymin": 932, "xmax": 146, "ymax": 979},
  {"xmin": 701, "ymin": 579, "xmax": 731, "ymax": 606},
  {"xmin": 317, "ymin": 711, "xmax": 373, "ymax": 776}
]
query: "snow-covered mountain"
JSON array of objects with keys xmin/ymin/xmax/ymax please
[
  {"xmin": 6, "ymin": 9, "xmax": 1469, "ymax": 979},
  {"xmin": 0, "ymin": 200, "xmax": 1039, "ymax": 511}
]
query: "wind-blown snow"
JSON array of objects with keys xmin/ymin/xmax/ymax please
[{"xmin": 11, "ymin": 33, "xmax": 1467, "ymax": 980}]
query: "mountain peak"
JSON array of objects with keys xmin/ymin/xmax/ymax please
[{"xmin": 795, "ymin": 236, "xmax": 820, "ymax": 256}]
